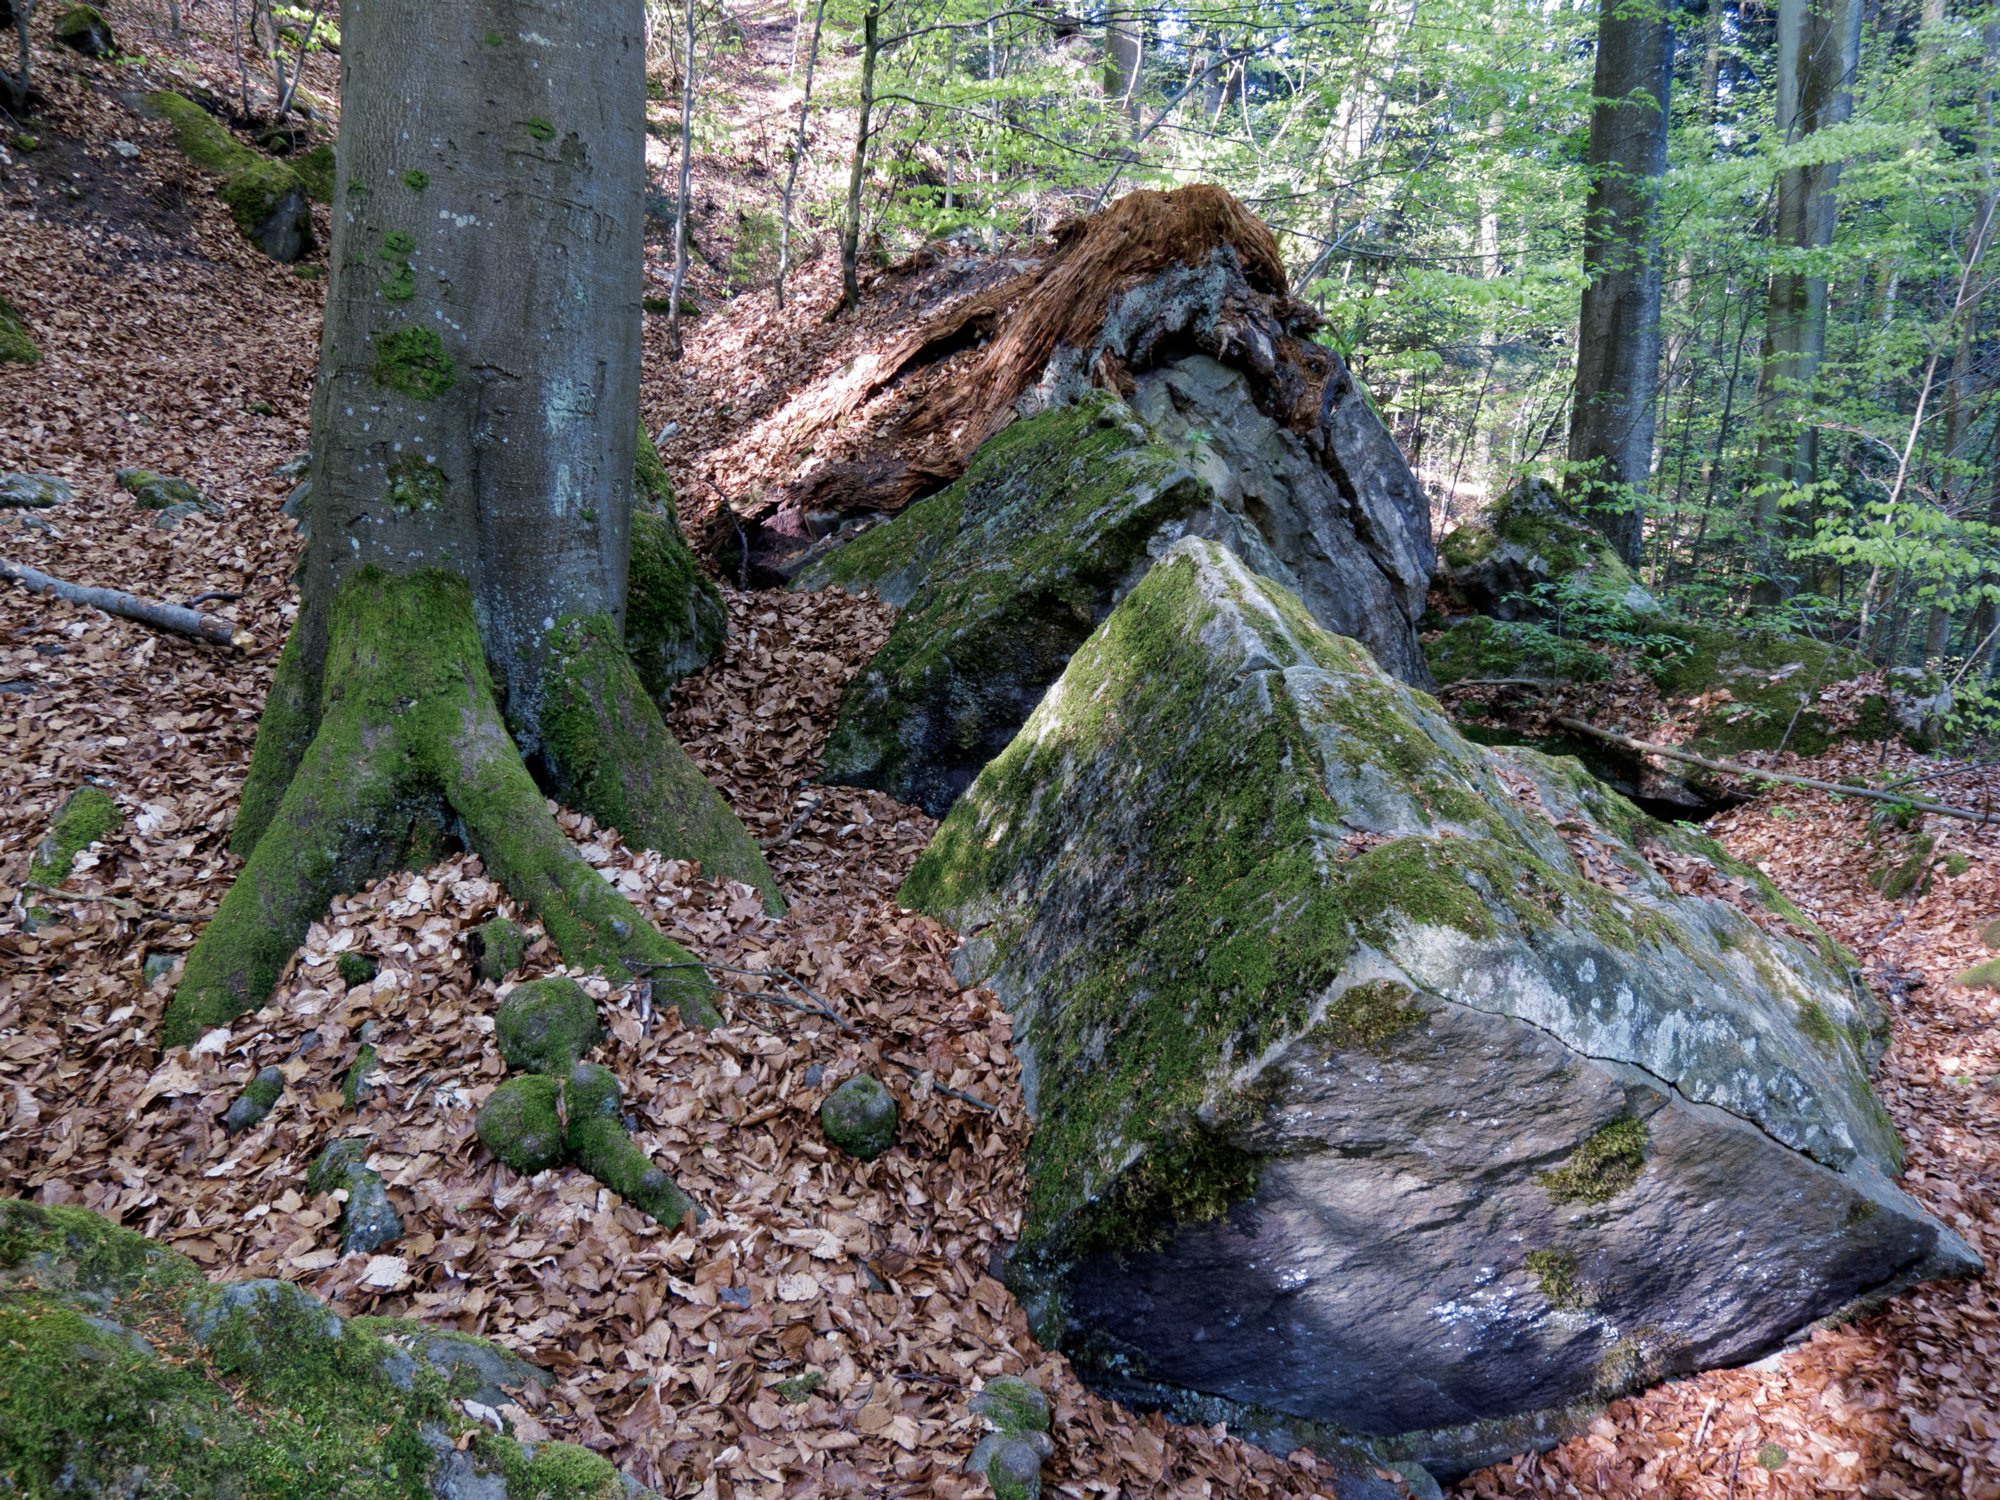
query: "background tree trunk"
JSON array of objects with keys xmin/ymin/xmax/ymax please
[
  {"xmin": 1103, "ymin": 1, "xmax": 1141, "ymax": 130},
  {"xmin": 1750, "ymin": 0, "xmax": 1864, "ymax": 599},
  {"xmin": 1565, "ymin": 0, "xmax": 1674, "ymax": 568}
]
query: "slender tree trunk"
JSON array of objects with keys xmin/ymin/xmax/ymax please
[
  {"xmin": 1103, "ymin": 1, "xmax": 1141, "ymax": 131},
  {"xmin": 1749, "ymin": 0, "xmax": 1865, "ymax": 601},
  {"xmin": 164, "ymin": 0, "xmax": 775, "ymax": 1048},
  {"xmin": 667, "ymin": 0, "xmax": 698, "ymax": 357},
  {"xmin": 5, "ymin": 0, "xmax": 34, "ymax": 113},
  {"xmin": 838, "ymin": 1, "xmax": 880, "ymax": 314},
  {"xmin": 775, "ymin": 0, "xmax": 828, "ymax": 310},
  {"xmin": 1565, "ymin": 0, "xmax": 1674, "ymax": 567}
]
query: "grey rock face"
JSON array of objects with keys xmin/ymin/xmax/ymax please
[
  {"xmin": 0, "ymin": 473, "xmax": 71, "ymax": 509},
  {"xmin": 1437, "ymin": 478, "xmax": 1655, "ymax": 622},
  {"xmin": 307, "ymin": 1137, "xmax": 405, "ymax": 1255},
  {"xmin": 902, "ymin": 538, "xmax": 1978, "ymax": 1476},
  {"xmin": 794, "ymin": 254, "xmax": 1434, "ymax": 817}
]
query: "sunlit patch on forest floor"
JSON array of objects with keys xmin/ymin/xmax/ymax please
[{"xmin": 4, "ymin": 10, "xmax": 1999, "ymax": 1500}]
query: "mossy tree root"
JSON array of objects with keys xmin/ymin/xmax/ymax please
[
  {"xmin": 162, "ymin": 570, "xmax": 718, "ymax": 1049},
  {"xmin": 540, "ymin": 614, "xmax": 783, "ymax": 913}
]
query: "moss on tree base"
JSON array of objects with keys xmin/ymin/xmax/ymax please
[{"xmin": 164, "ymin": 569, "xmax": 718, "ymax": 1048}]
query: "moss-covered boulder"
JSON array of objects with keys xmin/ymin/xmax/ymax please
[
  {"xmin": 1424, "ymin": 615, "xmax": 1610, "ymax": 688},
  {"xmin": 54, "ymin": 3, "xmax": 114, "ymax": 56},
  {"xmin": 150, "ymin": 92, "xmax": 316, "ymax": 262},
  {"xmin": 903, "ymin": 537, "xmax": 1978, "ymax": 1477},
  {"xmin": 819, "ymin": 1074, "xmax": 898, "ymax": 1160},
  {"xmin": 0, "ymin": 1200, "xmax": 643, "ymax": 1498},
  {"xmin": 475, "ymin": 1074, "xmax": 566, "ymax": 1175},
  {"xmin": 471, "ymin": 915, "xmax": 527, "ymax": 982},
  {"xmin": 0, "ymin": 295, "xmax": 39, "ymax": 364},
  {"xmin": 1438, "ymin": 479, "xmax": 1657, "ymax": 622},
  {"xmin": 798, "ymin": 372, "xmax": 1432, "ymax": 816}
]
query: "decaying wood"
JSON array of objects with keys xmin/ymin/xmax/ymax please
[
  {"xmin": 1554, "ymin": 715, "xmax": 2000, "ymax": 826},
  {"xmin": 764, "ymin": 184, "xmax": 1294, "ymax": 524},
  {"xmin": 0, "ymin": 556, "xmax": 250, "ymax": 647}
]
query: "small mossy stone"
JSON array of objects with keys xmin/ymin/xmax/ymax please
[
  {"xmin": 476, "ymin": 1075, "xmax": 565, "ymax": 1175},
  {"xmin": 116, "ymin": 468, "xmax": 208, "ymax": 511},
  {"xmin": 1954, "ymin": 957, "xmax": 2000, "ymax": 991},
  {"xmin": 219, "ymin": 159, "xmax": 315, "ymax": 262},
  {"xmin": 55, "ymin": 4, "xmax": 114, "ymax": 56},
  {"xmin": 495, "ymin": 978, "xmax": 600, "ymax": 1074},
  {"xmin": 1979, "ymin": 918, "xmax": 2000, "ymax": 950},
  {"xmin": 820, "ymin": 1075, "xmax": 898, "ymax": 1160},
  {"xmin": 306, "ymin": 1137, "xmax": 369, "ymax": 1197},
  {"xmin": 27, "ymin": 785, "xmax": 121, "ymax": 887},
  {"xmin": 141, "ymin": 951, "xmax": 178, "ymax": 987},
  {"xmin": 295, "ymin": 142, "xmax": 336, "ymax": 202},
  {"xmin": 0, "ymin": 297, "xmax": 39, "ymax": 365},
  {"xmin": 967, "ymin": 1431, "xmax": 1053, "ymax": 1500},
  {"xmin": 0, "ymin": 473, "xmax": 68, "ymax": 509},
  {"xmin": 221, "ymin": 1065, "xmax": 285, "ymax": 1134},
  {"xmin": 471, "ymin": 916, "xmax": 527, "ymax": 982},
  {"xmin": 970, "ymin": 1375, "xmax": 1051, "ymax": 1435},
  {"xmin": 341, "ymin": 1041, "xmax": 380, "ymax": 1109},
  {"xmin": 335, "ymin": 950, "xmax": 378, "ymax": 987}
]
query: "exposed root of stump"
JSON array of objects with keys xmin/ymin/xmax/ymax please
[{"xmin": 162, "ymin": 569, "xmax": 719, "ymax": 1048}]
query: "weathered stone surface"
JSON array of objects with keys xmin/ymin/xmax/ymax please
[
  {"xmin": 0, "ymin": 473, "xmax": 68, "ymax": 508},
  {"xmin": 1438, "ymin": 478, "xmax": 1656, "ymax": 622},
  {"xmin": 307, "ymin": 1137, "xmax": 405, "ymax": 1255},
  {"xmin": 800, "ymin": 370, "xmax": 1431, "ymax": 815},
  {"xmin": 904, "ymin": 538, "xmax": 1978, "ymax": 1476},
  {"xmin": 0, "ymin": 1200, "xmax": 642, "ymax": 1497},
  {"xmin": 221, "ymin": 1064, "xmax": 285, "ymax": 1133},
  {"xmin": 117, "ymin": 467, "xmax": 216, "ymax": 512},
  {"xmin": 794, "ymin": 250, "xmax": 1433, "ymax": 818}
]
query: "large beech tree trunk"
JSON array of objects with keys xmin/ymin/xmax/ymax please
[
  {"xmin": 1564, "ymin": 0, "xmax": 1673, "ymax": 568},
  {"xmin": 164, "ymin": 0, "xmax": 776, "ymax": 1049}
]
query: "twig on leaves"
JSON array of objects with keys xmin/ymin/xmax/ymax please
[
  {"xmin": 19, "ymin": 881, "xmax": 210, "ymax": 923},
  {"xmin": 1, "ymin": 557, "xmax": 250, "ymax": 647}
]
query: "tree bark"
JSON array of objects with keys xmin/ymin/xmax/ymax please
[
  {"xmin": 1103, "ymin": 1, "xmax": 1141, "ymax": 130},
  {"xmin": 164, "ymin": 0, "xmax": 775, "ymax": 1048},
  {"xmin": 1564, "ymin": 0, "xmax": 1674, "ymax": 568},
  {"xmin": 1749, "ymin": 0, "xmax": 1865, "ymax": 600},
  {"xmin": 837, "ymin": 1, "xmax": 880, "ymax": 313},
  {"xmin": 775, "ymin": 0, "xmax": 828, "ymax": 310}
]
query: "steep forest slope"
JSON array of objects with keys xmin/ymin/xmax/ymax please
[{"xmin": 2, "ymin": 7, "xmax": 1998, "ymax": 1500}]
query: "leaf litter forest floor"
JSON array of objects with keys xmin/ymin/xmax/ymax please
[{"xmin": 3, "ymin": 16, "xmax": 2000, "ymax": 1500}]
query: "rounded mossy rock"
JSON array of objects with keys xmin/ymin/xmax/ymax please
[
  {"xmin": 1436, "ymin": 477, "xmax": 1656, "ymax": 622},
  {"xmin": 475, "ymin": 1075, "xmax": 565, "ymax": 1175},
  {"xmin": 27, "ymin": 785, "xmax": 121, "ymax": 887},
  {"xmin": 471, "ymin": 915, "xmax": 528, "ymax": 981},
  {"xmin": 494, "ymin": 977, "xmax": 601, "ymax": 1075},
  {"xmin": 819, "ymin": 1075, "xmax": 898, "ymax": 1160},
  {"xmin": 970, "ymin": 1375, "xmax": 1051, "ymax": 1435},
  {"xmin": 55, "ymin": 3, "xmax": 113, "ymax": 55},
  {"xmin": 0, "ymin": 473, "xmax": 69, "ymax": 508},
  {"xmin": 967, "ymin": 1432, "xmax": 1053, "ymax": 1500},
  {"xmin": 148, "ymin": 91, "xmax": 315, "ymax": 262},
  {"xmin": 900, "ymin": 536, "xmax": 1979, "ymax": 1476},
  {"xmin": 0, "ymin": 295, "xmax": 39, "ymax": 365},
  {"xmin": 294, "ymin": 142, "xmax": 337, "ymax": 203},
  {"xmin": 0, "ymin": 1200, "xmax": 646, "ymax": 1498}
]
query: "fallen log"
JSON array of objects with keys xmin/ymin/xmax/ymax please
[
  {"xmin": 1553, "ymin": 715, "xmax": 2000, "ymax": 827},
  {"xmin": 0, "ymin": 556, "xmax": 250, "ymax": 648}
]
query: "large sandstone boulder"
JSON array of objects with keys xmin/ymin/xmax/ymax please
[
  {"xmin": 903, "ymin": 538, "xmax": 1977, "ymax": 1478},
  {"xmin": 0, "ymin": 1199, "xmax": 643, "ymax": 1497},
  {"xmin": 798, "ymin": 349, "xmax": 1433, "ymax": 816}
]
